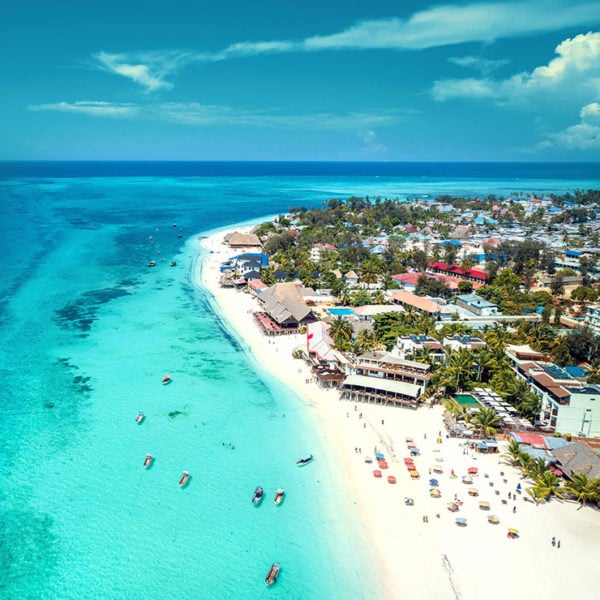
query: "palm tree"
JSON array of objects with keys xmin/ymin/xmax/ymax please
[
  {"xmin": 521, "ymin": 456, "xmax": 550, "ymax": 481},
  {"xmin": 371, "ymin": 290, "xmax": 387, "ymax": 305},
  {"xmin": 528, "ymin": 471, "xmax": 563, "ymax": 503},
  {"xmin": 471, "ymin": 406, "xmax": 503, "ymax": 438},
  {"xmin": 473, "ymin": 347, "xmax": 498, "ymax": 382},
  {"xmin": 329, "ymin": 316, "xmax": 354, "ymax": 351},
  {"xmin": 563, "ymin": 473, "xmax": 600, "ymax": 507},
  {"xmin": 501, "ymin": 439, "xmax": 524, "ymax": 466},
  {"xmin": 441, "ymin": 349, "xmax": 476, "ymax": 393}
]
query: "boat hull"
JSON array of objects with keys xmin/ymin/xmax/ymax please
[{"xmin": 265, "ymin": 564, "xmax": 280, "ymax": 586}]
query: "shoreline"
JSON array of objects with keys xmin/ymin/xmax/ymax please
[{"xmin": 192, "ymin": 224, "xmax": 600, "ymax": 600}]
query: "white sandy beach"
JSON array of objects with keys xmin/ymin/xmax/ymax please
[{"xmin": 195, "ymin": 227, "xmax": 600, "ymax": 600}]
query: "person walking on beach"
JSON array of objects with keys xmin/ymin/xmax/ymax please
[
  {"xmin": 557, "ymin": 540, "xmax": 561, "ymax": 548},
  {"xmin": 552, "ymin": 537, "xmax": 556, "ymax": 547}
]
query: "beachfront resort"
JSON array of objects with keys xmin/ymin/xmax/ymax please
[{"xmin": 201, "ymin": 191, "xmax": 600, "ymax": 599}]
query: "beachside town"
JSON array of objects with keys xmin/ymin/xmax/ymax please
[{"xmin": 215, "ymin": 190, "xmax": 600, "ymax": 506}]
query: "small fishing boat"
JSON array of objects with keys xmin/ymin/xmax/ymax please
[
  {"xmin": 135, "ymin": 412, "xmax": 145, "ymax": 424},
  {"xmin": 274, "ymin": 488, "xmax": 285, "ymax": 505},
  {"xmin": 162, "ymin": 374, "xmax": 172, "ymax": 385},
  {"xmin": 296, "ymin": 454, "xmax": 314, "ymax": 467},
  {"xmin": 143, "ymin": 454, "xmax": 154, "ymax": 468},
  {"xmin": 265, "ymin": 563, "xmax": 280, "ymax": 586},
  {"xmin": 170, "ymin": 261, "xmax": 176, "ymax": 267},
  {"xmin": 252, "ymin": 486, "xmax": 264, "ymax": 506},
  {"xmin": 179, "ymin": 471, "xmax": 190, "ymax": 487},
  {"xmin": 148, "ymin": 260, "xmax": 156, "ymax": 267}
]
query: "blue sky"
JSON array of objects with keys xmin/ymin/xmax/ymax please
[{"xmin": 3, "ymin": 0, "xmax": 600, "ymax": 161}]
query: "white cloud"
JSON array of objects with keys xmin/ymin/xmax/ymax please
[
  {"xmin": 432, "ymin": 78, "xmax": 498, "ymax": 101},
  {"xmin": 28, "ymin": 101, "xmax": 138, "ymax": 117},
  {"xmin": 359, "ymin": 130, "xmax": 388, "ymax": 157},
  {"xmin": 93, "ymin": 1, "xmax": 600, "ymax": 91},
  {"xmin": 448, "ymin": 55, "xmax": 510, "ymax": 75},
  {"xmin": 94, "ymin": 51, "xmax": 184, "ymax": 92},
  {"xmin": 303, "ymin": 1, "xmax": 597, "ymax": 51},
  {"xmin": 433, "ymin": 31, "xmax": 600, "ymax": 102},
  {"xmin": 28, "ymin": 100, "xmax": 400, "ymax": 130},
  {"xmin": 538, "ymin": 102, "xmax": 600, "ymax": 149}
]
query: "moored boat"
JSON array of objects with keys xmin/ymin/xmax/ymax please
[
  {"xmin": 296, "ymin": 454, "xmax": 314, "ymax": 467},
  {"xmin": 162, "ymin": 374, "xmax": 172, "ymax": 385},
  {"xmin": 135, "ymin": 412, "xmax": 145, "ymax": 424},
  {"xmin": 252, "ymin": 486, "xmax": 264, "ymax": 506},
  {"xmin": 274, "ymin": 488, "xmax": 285, "ymax": 505},
  {"xmin": 265, "ymin": 563, "xmax": 280, "ymax": 586},
  {"xmin": 179, "ymin": 471, "xmax": 190, "ymax": 487},
  {"xmin": 143, "ymin": 454, "xmax": 154, "ymax": 468},
  {"xmin": 148, "ymin": 260, "xmax": 156, "ymax": 267}
]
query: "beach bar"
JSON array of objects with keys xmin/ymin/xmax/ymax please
[{"xmin": 340, "ymin": 375, "xmax": 422, "ymax": 407}]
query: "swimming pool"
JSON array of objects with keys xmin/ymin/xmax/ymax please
[
  {"xmin": 454, "ymin": 394, "xmax": 482, "ymax": 407},
  {"xmin": 328, "ymin": 307, "xmax": 355, "ymax": 316}
]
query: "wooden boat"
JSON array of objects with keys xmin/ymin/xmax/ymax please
[
  {"xmin": 135, "ymin": 412, "xmax": 145, "ymax": 424},
  {"xmin": 265, "ymin": 563, "xmax": 280, "ymax": 586},
  {"xmin": 296, "ymin": 454, "xmax": 314, "ymax": 467},
  {"xmin": 179, "ymin": 471, "xmax": 190, "ymax": 487},
  {"xmin": 162, "ymin": 374, "xmax": 172, "ymax": 385},
  {"xmin": 252, "ymin": 486, "xmax": 264, "ymax": 506},
  {"xmin": 274, "ymin": 488, "xmax": 285, "ymax": 505},
  {"xmin": 143, "ymin": 454, "xmax": 154, "ymax": 468}
]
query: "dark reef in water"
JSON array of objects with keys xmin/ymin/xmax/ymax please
[{"xmin": 54, "ymin": 286, "xmax": 131, "ymax": 334}]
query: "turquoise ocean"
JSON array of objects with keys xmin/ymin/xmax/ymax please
[{"xmin": 1, "ymin": 162, "xmax": 599, "ymax": 599}]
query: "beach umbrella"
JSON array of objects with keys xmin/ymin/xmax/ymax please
[
  {"xmin": 462, "ymin": 476, "xmax": 473, "ymax": 484},
  {"xmin": 410, "ymin": 470, "xmax": 420, "ymax": 479},
  {"xmin": 407, "ymin": 464, "xmax": 417, "ymax": 471},
  {"xmin": 479, "ymin": 501, "xmax": 491, "ymax": 510},
  {"xmin": 468, "ymin": 488, "xmax": 479, "ymax": 496},
  {"xmin": 373, "ymin": 470, "xmax": 382, "ymax": 478},
  {"xmin": 403, "ymin": 457, "xmax": 415, "ymax": 464},
  {"xmin": 456, "ymin": 517, "xmax": 467, "ymax": 526},
  {"xmin": 447, "ymin": 503, "xmax": 459, "ymax": 512},
  {"xmin": 516, "ymin": 483, "xmax": 522, "ymax": 491},
  {"xmin": 508, "ymin": 528, "xmax": 519, "ymax": 534},
  {"xmin": 387, "ymin": 475, "xmax": 397, "ymax": 484},
  {"xmin": 375, "ymin": 452, "xmax": 385, "ymax": 460},
  {"xmin": 488, "ymin": 515, "xmax": 499, "ymax": 524},
  {"xmin": 404, "ymin": 497, "xmax": 414, "ymax": 505},
  {"xmin": 429, "ymin": 478, "xmax": 439, "ymax": 486},
  {"xmin": 378, "ymin": 460, "xmax": 389, "ymax": 469},
  {"xmin": 467, "ymin": 467, "xmax": 478, "ymax": 474},
  {"xmin": 405, "ymin": 437, "xmax": 414, "ymax": 443},
  {"xmin": 430, "ymin": 488, "xmax": 441, "ymax": 498},
  {"xmin": 433, "ymin": 466, "xmax": 443, "ymax": 474}
]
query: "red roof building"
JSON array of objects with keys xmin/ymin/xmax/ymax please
[{"xmin": 428, "ymin": 262, "xmax": 489, "ymax": 283}]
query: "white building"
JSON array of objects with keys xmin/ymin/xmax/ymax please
[{"xmin": 584, "ymin": 303, "xmax": 600, "ymax": 335}]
